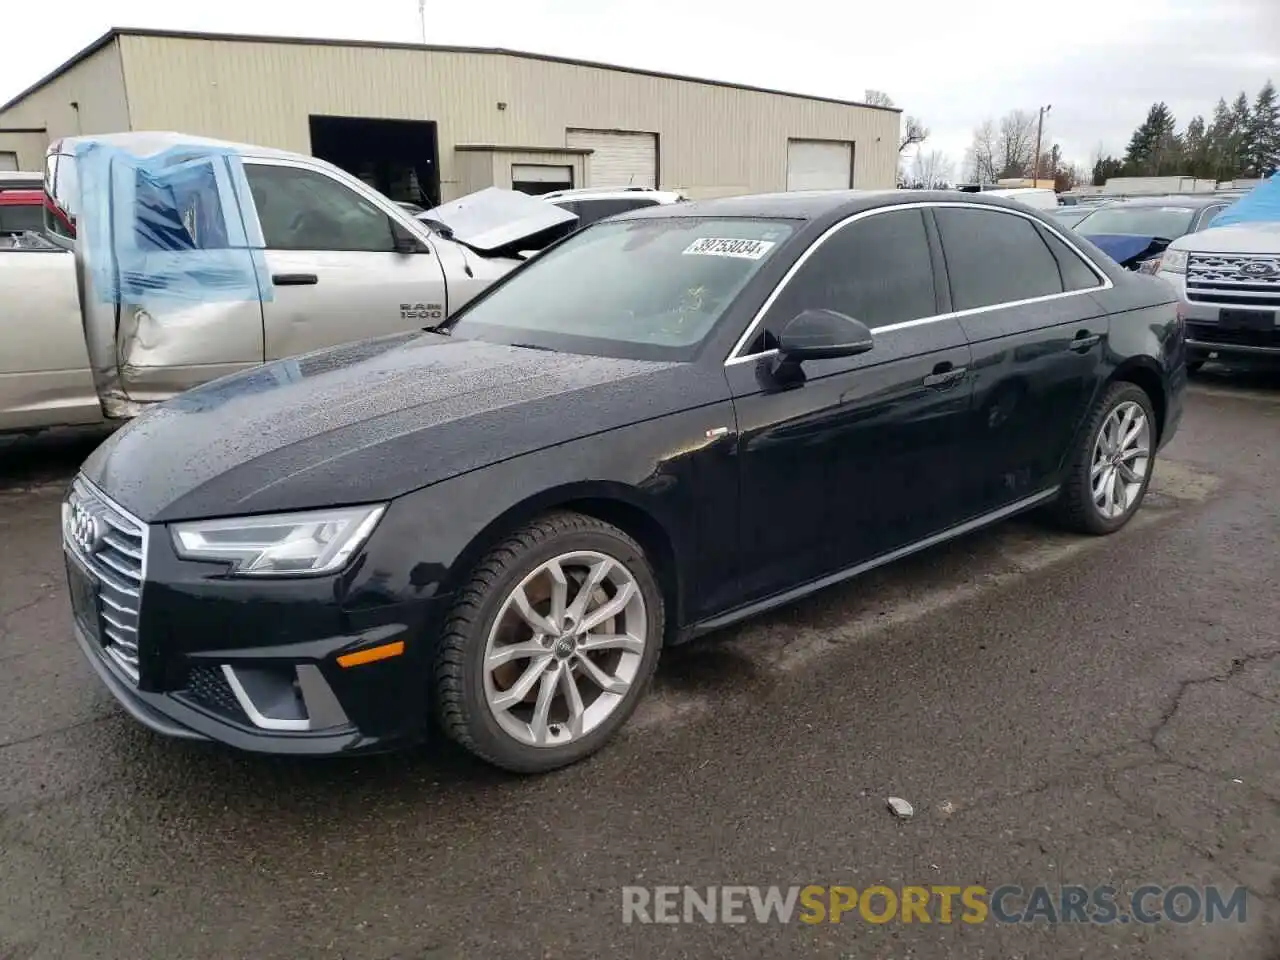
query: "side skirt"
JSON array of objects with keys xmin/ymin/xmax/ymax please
[{"xmin": 684, "ymin": 486, "xmax": 1061, "ymax": 641}]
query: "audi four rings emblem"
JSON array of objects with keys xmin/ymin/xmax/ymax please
[{"xmin": 67, "ymin": 501, "xmax": 104, "ymax": 555}]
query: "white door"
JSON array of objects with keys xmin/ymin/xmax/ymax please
[
  {"xmin": 566, "ymin": 130, "xmax": 657, "ymax": 188},
  {"xmin": 243, "ymin": 160, "xmax": 449, "ymax": 362},
  {"xmin": 786, "ymin": 140, "xmax": 854, "ymax": 191}
]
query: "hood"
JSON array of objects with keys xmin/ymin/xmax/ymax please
[
  {"xmin": 1083, "ymin": 233, "xmax": 1168, "ymax": 267},
  {"xmin": 81, "ymin": 332, "xmax": 702, "ymax": 523},
  {"xmin": 1168, "ymin": 221, "xmax": 1280, "ymax": 254},
  {"xmin": 418, "ymin": 187, "xmax": 578, "ymax": 255}
]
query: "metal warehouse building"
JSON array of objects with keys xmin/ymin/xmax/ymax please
[{"xmin": 0, "ymin": 28, "xmax": 900, "ymax": 205}]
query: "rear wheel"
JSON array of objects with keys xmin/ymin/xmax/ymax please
[
  {"xmin": 1054, "ymin": 382, "xmax": 1157, "ymax": 535},
  {"xmin": 433, "ymin": 512, "xmax": 663, "ymax": 773}
]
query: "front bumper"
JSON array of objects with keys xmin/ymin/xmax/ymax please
[
  {"xmin": 1161, "ymin": 276, "xmax": 1280, "ymax": 359},
  {"xmin": 63, "ymin": 481, "xmax": 448, "ymax": 757}
]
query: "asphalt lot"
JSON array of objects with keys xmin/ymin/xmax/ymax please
[{"xmin": 1, "ymin": 367, "xmax": 1278, "ymax": 960}]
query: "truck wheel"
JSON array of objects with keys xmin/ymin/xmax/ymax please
[
  {"xmin": 1054, "ymin": 381, "xmax": 1157, "ymax": 536},
  {"xmin": 434, "ymin": 512, "xmax": 664, "ymax": 773}
]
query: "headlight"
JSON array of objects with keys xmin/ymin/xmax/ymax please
[
  {"xmin": 171, "ymin": 505, "xmax": 386, "ymax": 576},
  {"xmin": 1160, "ymin": 249, "xmax": 1188, "ymax": 274}
]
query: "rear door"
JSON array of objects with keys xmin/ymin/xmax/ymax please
[
  {"xmin": 930, "ymin": 204, "xmax": 1111, "ymax": 513},
  {"xmin": 242, "ymin": 159, "xmax": 448, "ymax": 361}
]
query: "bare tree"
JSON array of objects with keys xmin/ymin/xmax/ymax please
[
  {"xmin": 911, "ymin": 150, "xmax": 955, "ymax": 188},
  {"xmin": 864, "ymin": 89, "xmax": 895, "ymax": 108},
  {"xmin": 964, "ymin": 120, "xmax": 998, "ymax": 182},
  {"xmin": 900, "ymin": 116, "xmax": 929, "ymax": 153},
  {"xmin": 998, "ymin": 109, "xmax": 1037, "ymax": 178}
]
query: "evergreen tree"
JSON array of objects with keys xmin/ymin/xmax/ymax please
[
  {"xmin": 1183, "ymin": 115, "xmax": 1210, "ymax": 178},
  {"xmin": 1124, "ymin": 103, "xmax": 1180, "ymax": 176},
  {"xmin": 1247, "ymin": 80, "xmax": 1280, "ymax": 177},
  {"xmin": 1207, "ymin": 98, "xmax": 1238, "ymax": 181},
  {"xmin": 1230, "ymin": 92, "xmax": 1253, "ymax": 175}
]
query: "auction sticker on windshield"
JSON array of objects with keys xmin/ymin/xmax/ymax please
[{"xmin": 683, "ymin": 237, "xmax": 777, "ymax": 259}]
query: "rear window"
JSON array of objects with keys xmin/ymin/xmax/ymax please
[
  {"xmin": 0, "ymin": 201, "xmax": 43, "ymax": 236},
  {"xmin": 1075, "ymin": 206, "xmax": 1196, "ymax": 240}
]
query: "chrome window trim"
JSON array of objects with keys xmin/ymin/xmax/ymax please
[{"xmin": 724, "ymin": 200, "xmax": 1114, "ymax": 367}]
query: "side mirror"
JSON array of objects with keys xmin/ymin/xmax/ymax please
[
  {"xmin": 777, "ymin": 309, "xmax": 875, "ymax": 361},
  {"xmin": 392, "ymin": 221, "xmax": 427, "ymax": 254}
]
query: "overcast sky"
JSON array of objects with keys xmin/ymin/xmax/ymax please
[{"xmin": 3, "ymin": 0, "xmax": 1278, "ymax": 176}]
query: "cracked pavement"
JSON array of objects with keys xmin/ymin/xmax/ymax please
[{"xmin": 0, "ymin": 367, "xmax": 1278, "ymax": 959}]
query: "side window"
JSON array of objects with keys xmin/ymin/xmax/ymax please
[
  {"xmin": 244, "ymin": 164, "xmax": 396, "ymax": 253},
  {"xmin": 757, "ymin": 209, "xmax": 936, "ymax": 347},
  {"xmin": 1037, "ymin": 225, "xmax": 1102, "ymax": 292},
  {"xmin": 1197, "ymin": 205, "xmax": 1225, "ymax": 230},
  {"xmin": 934, "ymin": 207, "xmax": 1065, "ymax": 310}
]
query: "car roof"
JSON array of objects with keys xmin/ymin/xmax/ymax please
[
  {"xmin": 613, "ymin": 189, "xmax": 1048, "ymax": 223},
  {"xmin": 1084, "ymin": 194, "xmax": 1234, "ymax": 210},
  {"xmin": 543, "ymin": 188, "xmax": 684, "ymax": 203}
]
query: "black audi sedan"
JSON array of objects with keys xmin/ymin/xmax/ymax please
[{"xmin": 62, "ymin": 190, "xmax": 1187, "ymax": 773}]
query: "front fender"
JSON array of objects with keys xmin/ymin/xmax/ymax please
[{"xmin": 345, "ymin": 399, "xmax": 740, "ymax": 634}]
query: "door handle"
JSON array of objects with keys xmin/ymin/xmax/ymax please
[
  {"xmin": 1070, "ymin": 331, "xmax": 1102, "ymax": 352},
  {"xmin": 272, "ymin": 273, "xmax": 319, "ymax": 286},
  {"xmin": 923, "ymin": 363, "xmax": 967, "ymax": 388}
]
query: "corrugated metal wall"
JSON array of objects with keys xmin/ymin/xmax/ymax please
[
  {"xmin": 116, "ymin": 35, "xmax": 900, "ymax": 200},
  {"xmin": 0, "ymin": 41, "xmax": 131, "ymax": 169}
]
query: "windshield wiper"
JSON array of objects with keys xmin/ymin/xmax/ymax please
[{"xmin": 507, "ymin": 342, "xmax": 555, "ymax": 352}]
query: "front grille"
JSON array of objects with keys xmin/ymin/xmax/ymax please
[
  {"xmin": 1187, "ymin": 253, "xmax": 1280, "ymax": 307},
  {"xmin": 64, "ymin": 477, "xmax": 147, "ymax": 683}
]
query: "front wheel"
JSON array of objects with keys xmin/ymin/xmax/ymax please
[
  {"xmin": 433, "ymin": 512, "xmax": 664, "ymax": 773},
  {"xmin": 1054, "ymin": 382, "xmax": 1157, "ymax": 535}
]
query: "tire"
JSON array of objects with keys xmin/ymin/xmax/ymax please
[
  {"xmin": 1053, "ymin": 381, "xmax": 1158, "ymax": 536},
  {"xmin": 433, "ymin": 511, "xmax": 664, "ymax": 774}
]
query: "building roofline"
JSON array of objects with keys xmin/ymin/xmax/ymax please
[{"xmin": 0, "ymin": 26, "xmax": 903, "ymax": 116}]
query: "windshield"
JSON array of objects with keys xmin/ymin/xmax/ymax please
[
  {"xmin": 449, "ymin": 216, "xmax": 796, "ymax": 360},
  {"xmin": 1076, "ymin": 205, "xmax": 1196, "ymax": 239}
]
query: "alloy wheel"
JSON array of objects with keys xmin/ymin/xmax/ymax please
[
  {"xmin": 1090, "ymin": 400, "xmax": 1151, "ymax": 520},
  {"xmin": 482, "ymin": 550, "xmax": 648, "ymax": 748}
]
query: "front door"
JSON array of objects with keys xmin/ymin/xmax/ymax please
[
  {"xmin": 725, "ymin": 207, "xmax": 975, "ymax": 604},
  {"xmin": 929, "ymin": 205, "xmax": 1111, "ymax": 513},
  {"xmin": 242, "ymin": 160, "xmax": 449, "ymax": 361}
]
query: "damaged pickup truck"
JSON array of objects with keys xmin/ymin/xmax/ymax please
[{"xmin": 1, "ymin": 132, "xmax": 575, "ymax": 434}]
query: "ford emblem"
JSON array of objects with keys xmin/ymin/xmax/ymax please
[{"xmin": 1239, "ymin": 260, "xmax": 1278, "ymax": 278}]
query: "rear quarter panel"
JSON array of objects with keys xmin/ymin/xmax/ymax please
[{"xmin": 1091, "ymin": 271, "xmax": 1185, "ymax": 447}]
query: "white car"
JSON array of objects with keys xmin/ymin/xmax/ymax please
[{"xmin": 541, "ymin": 186, "xmax": 686, "ymax": 226}]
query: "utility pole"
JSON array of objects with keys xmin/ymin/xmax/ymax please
[
  {"xmin": 1033, "ymin": 104, "xmax": 1052, "ymax": 185},
  {"xmin": 417, "ymin": 0, "xmax": 426, "ymax": 43}
]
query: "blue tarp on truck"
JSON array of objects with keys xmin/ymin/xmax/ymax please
[{"xmin": 1211, "ymin": 175, "xmax": 1279, "ymax": 228}]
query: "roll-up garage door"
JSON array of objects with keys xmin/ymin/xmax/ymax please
[
  {"xmin": 786, "ymin": 139, "xmax": 854, "ymax": 191},
  {"xmin": 566, "ymin": 129, "xmax": 657, "ymax": 188}
]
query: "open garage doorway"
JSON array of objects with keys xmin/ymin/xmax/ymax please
[{"xmin": 309, "ymin": 116, "xmax": 440, "ymax": 208}]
